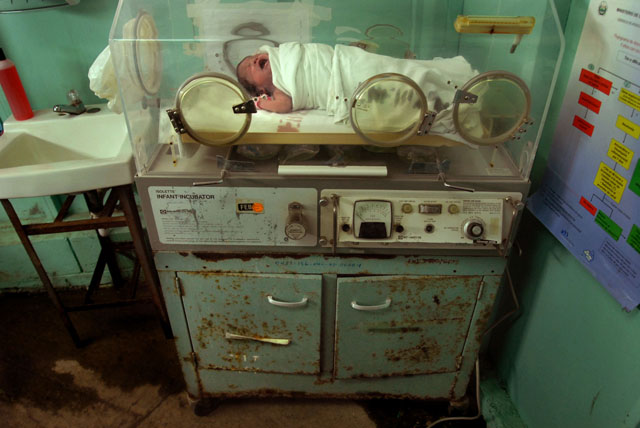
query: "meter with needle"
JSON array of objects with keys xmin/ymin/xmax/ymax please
[{"xmin": 353, "ymin": 200, "xmax": 393, "ymax": 239}]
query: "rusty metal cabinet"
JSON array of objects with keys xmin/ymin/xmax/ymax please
[
  {"xmin": 178, "ymin": 272, "xmax": 322, "ymax": 374},
  {"xmin": 157, "ymin": 253, "xmax": 504, "ymax": 404},
  {"xmin": 335, "ymin": 275, "xmax": 482, "ymax": 379}
]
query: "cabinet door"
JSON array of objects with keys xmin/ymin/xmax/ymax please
[
  {"xmin": 335, "ymin": 275, "xmax": 482, "ymax": 379},
  {"xmin": 178, "ymin": 272, "xmax": 322, "ymax": 374}
]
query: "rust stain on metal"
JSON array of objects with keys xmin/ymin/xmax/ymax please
[
  {"xmin": 367, "ymin": 326, "xmax": 421, "ymax": 333},
  {"xmin": 193, "ymin": 252, "xmax": 313, "ymax": 262},
  {"xmin": 405, "ymin": 258, "xmax": 458, "ymax": 265},
  {"xmin": 28, "ymin": 204, "xmax": 44, "ymax": 216},
  {"xmin": 383, "ymin": 340, "xmax": 441, "ymax": 366},
  {"xmin": 198, "ymin": 389, "xmax": 439, "ymax": 400},
  {"xmin": 191, "ymin": 252, "xmax": 436, "ymax": 263}
]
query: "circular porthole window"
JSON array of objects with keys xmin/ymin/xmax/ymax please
[
  {"xmin": 171, "ymin": 73, "xmax": 252, "ymax": 146},
  {"xmin": 350, "ymin": 73, "xmax": 427, "ymax": 147},
  {"xmin": 452, "ymin": 71, "xmax": 531, "ymax": 146}
]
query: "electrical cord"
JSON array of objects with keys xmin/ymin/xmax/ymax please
[
  {"xmin": 483, "ymin": 267, "xmax": 520, "ymax": 337},
  {"xmin": 426, "ymin": 358, "xmax": 481, "ymax": 428},
  {"xmin": 425, "ymin": 266, "xmax": 520, "ymax": 428}
]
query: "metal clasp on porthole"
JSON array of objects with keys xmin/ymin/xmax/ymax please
[
  {"xmin": 166, "ymin": 109, "xmax": 186, "ymax": 134},
  {"xmin": 417, "ymin": 111, "xmax": 437, "ymax": 136},
  {"xmin": 232, "ymin": 100, "xmax": 258, "ymax": 114},
  {"xmin": 453, "ymin": 89, "xmax": 478, "ymax": 104}
]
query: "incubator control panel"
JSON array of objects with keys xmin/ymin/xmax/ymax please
[
  {"xmin": 319, "ymin": 189, "xmax": 522, "ymax": 249},
  {"xmin": 147, "ymin": 186, "xmax": 317, "ymax": 247},
  {"xmin": 145, "ymin": 186, "xmax": 521, "ymax": 251}
]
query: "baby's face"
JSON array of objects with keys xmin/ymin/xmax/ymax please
[{"xmin": 238, "ymin": 53, "xmax": 272, "ymax": 93}]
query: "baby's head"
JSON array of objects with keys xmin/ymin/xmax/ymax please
[{"xmin": 236, "ymin": 52, "xmax": 273, "ymax": 96}]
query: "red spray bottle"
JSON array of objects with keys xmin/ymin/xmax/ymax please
[{"xmin": 0, "ymin": 48, "xmax": 34, "ymax": 121}]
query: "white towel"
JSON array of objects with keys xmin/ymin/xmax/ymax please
[
  {"xmin": 260, "ymin": 43, "xmax": 333, "ymax": 111},
  {"xmin": 259, "ymin": 42, "xmax": 478, "ymax": 142}
]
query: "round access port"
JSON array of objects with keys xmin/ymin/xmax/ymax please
[
  {"xmin": 425, "ymin": 224, "xmax": 435, "ymax": 233},
  {"xmin": 341, "ymin": 224, "xmax": 351, "ymax": 232},
  {"xmin": 448, "ymin": 204, "xmax": 460, "ymax": 214},
  {"xmin": 395, "ymin": 225, "xmax": 405, "ymax": 233}
]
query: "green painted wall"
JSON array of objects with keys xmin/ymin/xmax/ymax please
[
  {"xmin": 0, "ymin": 0, "xmax": 118, "ymax": 118},
  {"xmin": 0, "ymin": 1, "xmax": 126, "ymax": 289},
  {"xmin": 492, "ymin": 1, "xmax": 640, "ymax": 427},
  {"xmin": 1, "ymin": 2, "xmax": 639, "ymax": 426}
]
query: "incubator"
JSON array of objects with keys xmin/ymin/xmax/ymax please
[
  {"xmin": 110, "ymin": 0, "xmax": 563, "ymax": 183},
  {"xmin": 108, "ymin": 0, "xmax": 565, "ymax": 408}
]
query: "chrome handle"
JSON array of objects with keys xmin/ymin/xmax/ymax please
[
  {"xmin": 435, "ymin": 149, "xmax": 475, "ymax": 192},
  {"xmin": 351, "ymin": 298, "xmax": 392, "ymax": 311},
  {"xmin": 224, "ymin": 332, "xmax": 290, "ymax": 345},
  {"xmin": 499, "ymin": 196, "xmax": 525, "ymax": 256},
  {"xmin": 267, "ymin": 295, "xmax": 308, "ymax": 308},
  {"xmin": 331, "ymin": 193, "xmax": 339, "ymax": 255}
]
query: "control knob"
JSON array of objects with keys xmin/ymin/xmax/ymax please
[
  {"xmin": 463, "ymin": 219, "xmax": 485, "ymax": 240},
  {"xmin": 285, "ymin": 202, "xmax": 306, "ymax": 240}
]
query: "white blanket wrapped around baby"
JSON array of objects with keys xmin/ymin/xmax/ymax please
[{"xmin": 259, "ymin": 42, "xmax": 478, "ymax": 140}]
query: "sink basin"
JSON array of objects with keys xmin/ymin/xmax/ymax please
[{"xmin": 0, "ymin": 105, "xmax": 134, "ymax": 199}]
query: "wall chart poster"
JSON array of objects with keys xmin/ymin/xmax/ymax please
[{"xmin": 528, "ymin": 0, "xmax": 640, "ymax": 310}]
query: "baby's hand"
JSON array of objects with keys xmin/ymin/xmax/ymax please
[
  {"xmin": 254, "ymin": 94, "xmax": 272, "ymax": 110},
  {"xmin": 255, "ymin": 88, "xmax": 293, "ymax": 113}
]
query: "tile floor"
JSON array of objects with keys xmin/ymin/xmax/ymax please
[{"xmin": 0, "ymin": 291, "xmax": 485, "ymax": 428}]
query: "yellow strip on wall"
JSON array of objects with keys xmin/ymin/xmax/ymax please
[
  {"xmin": 616, "ymin": 115, "xmax": 640, "ymax": 139},
  {"xmin": 619, "ymin": 88, "xmax": 640, "ymax": 112},
  {"xmin": 607, "ymin": 139, "xmax": 634, "ymax": 169},
  {"xmin": 594, "ymin": 162, "xmax": 627, "ymax": 203}
]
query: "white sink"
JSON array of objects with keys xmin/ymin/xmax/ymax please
[{"xmin": 0, "ymin": 105, "xmax": 134, "ymax": 199}]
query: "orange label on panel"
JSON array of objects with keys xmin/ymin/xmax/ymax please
[
  {"xmin": 573, "ymin": 115, "xmax": 594, "ymax": 136},
  {"xmin": 579, "ymin": 69, "xmax": 612, "ymax": 95},
  {"xmin": 578, "ymin": 91, "xmax": 602, "ymax": 113},
  {"xmin": 579, "ymin": 196, "xmax": 597, "ymax": 216}
]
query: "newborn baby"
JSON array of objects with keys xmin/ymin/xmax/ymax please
[
  {"xmin": 236, "ymin": 51, "xmax": 293, "ymax": 113},
  {"xmin": 235, "ymin": 42, "xmax": 477, "ymax": 129}
]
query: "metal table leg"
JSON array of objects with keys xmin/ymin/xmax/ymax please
[
  {"xmin": 113, "ymin": 185, "xmax": 173, "ymax": 338},
  {"xmin": 1, "ymin": 183, "xmax": 173, "ymax": 347},
  {"xmin": 1, "ymin": 198, "xmax": 83, "ymax": 347}
]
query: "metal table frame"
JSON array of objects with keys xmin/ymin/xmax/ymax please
[{"xmin": 1, "ymin": 184, "xmax": 172, "ymax": 347}]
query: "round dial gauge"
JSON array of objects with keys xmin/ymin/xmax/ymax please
[{"xmin": 353, "ymin": 200, "xmax": 393, "ymax": 239}]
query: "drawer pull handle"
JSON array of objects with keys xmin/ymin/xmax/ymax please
[
  {"xmin": 351, "ymin": 298, "xmax": 392, "ymax": 311},
  {"xmin": 267, "ymin": 295, "xmax": 308, "ymax": 308},
  {"xmin": 224, "ymin": 332, "xmax": 291, "ymax": 346}
]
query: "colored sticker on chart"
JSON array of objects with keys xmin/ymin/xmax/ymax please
[
  {"xmin": 630, "ymin": 161, "xmax": 640, "ymax": 197},
  {"xmin": 579, "ymin": 68, "xmax": 612, "ymax": 95},
  {"xmin": 573, "ymin": 115, "xmax": 594, "ymax": 136},
  {"xmin": 607, "ymin": 139, "xmax": 634, "ymax": 169},
  {"xmin": 628, "ymin": 225, "xmax": 640, "ymax": 255},
  {"xmin": 579, "ymin": 91, "xmax": 602, "ymax": 113},
  {"xmin": 594, "ymin": 162, "xmax": 627, "ymax": 203},
  {"xmin": 616, "ymin": 115, "xmax": 640, "ymax": 139},
  {"xmin": 619, "ymin": 88, "xmax": 640, "ymax": 112},
  {"xmin": 595, "ymin": 211, "xmax": 622, "ymax": 241},
  {"xmin": 579, "ymin": 196, "xmax": 597, "ymax": 215}
]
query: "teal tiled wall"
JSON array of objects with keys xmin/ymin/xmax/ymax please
[
  {"xmin": 491, "ymin": 1, "xmax": 640, "ymax": 427},
  {"xmin": 0, "ymin": 1, "xmax": 639, "ymax": 426},
  {"xmin": 0, "ymin": 1, "xmax": 127, "ymax": 290}
]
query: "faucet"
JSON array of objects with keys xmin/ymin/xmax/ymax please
[{"xmin": 53, "ymin": 89, "xmax": 86, "ymax": 115}]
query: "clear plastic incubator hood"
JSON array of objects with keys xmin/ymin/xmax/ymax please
[{"xmin": 110, "ymin": 0, "xmax": 563, "ymax": 181}]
